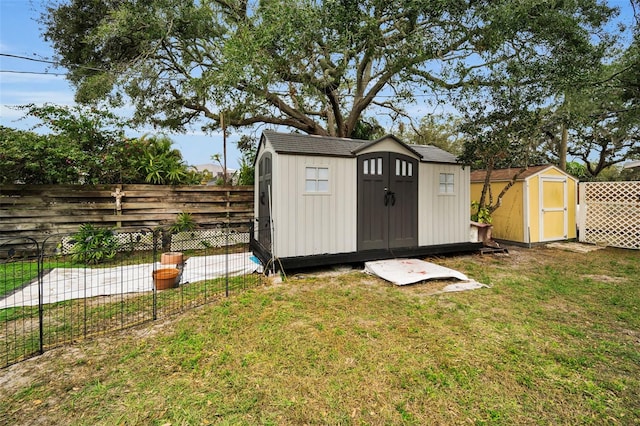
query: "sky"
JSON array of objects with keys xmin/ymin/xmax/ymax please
[
  {"xmin": 0, "ymin": 1, "xmax": 635, "ymax": 169},
  {"xmin": 0, "ymin": 0, "xmax": 242, "ymax": 168}
]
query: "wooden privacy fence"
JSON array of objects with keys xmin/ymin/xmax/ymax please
[
  {"xmin": 0, "ymin": 184, "xmax": 254, "ymax": 244},
  {"xmin": 578, "ymin": 181, "xmax": 640, "ymax": 250}
]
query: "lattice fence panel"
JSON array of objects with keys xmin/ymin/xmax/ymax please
[
  {"xmin": 579, "ymin": 182, "xmax": 640, "ymax": 250},
  {"xmin": 169, "ymin": 230, "xmax": 249, "ymax": 251},
  {"xmin": 60, "ymin": 231, "xmax": 157, "ymax": 255},
  {"xmin": 59, "ymin": 230, "xmax": 249, "ymax": 254}
]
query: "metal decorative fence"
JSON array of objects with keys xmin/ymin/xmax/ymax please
[
  {"xmin": 578, "ymin": 181, "xmax": 640, "ymax": 250},
  {"xmin": 0, "ymin": 224, "xmax": 263, "ymax": 369}
]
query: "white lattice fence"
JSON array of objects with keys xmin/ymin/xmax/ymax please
[
  {"xmin": 60, "ymin": 231, "xmax": 157, "ymax": 255},
  {"xmin": 60, "ymin": 229, "xmax": 249, "ymax": 254},
  {"xmin": 578, "ymin": 182, "xmax": 640, "ymax": 250},
  {"xmin": 170, "ymin": 230, "xmax": 249, "ymax": 251}
]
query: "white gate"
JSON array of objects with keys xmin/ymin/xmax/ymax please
[{"xmin": 578, "ymin": 182, "xmax": 640, "ymax": 250}]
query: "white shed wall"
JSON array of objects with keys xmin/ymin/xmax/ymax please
[
  {"xmin": 418, "ymin": 163, "xmax": 470, "ymax": 245},
  {"xmin": 272, "ymin": 154, "xmax": 357, "ymax": 258}
]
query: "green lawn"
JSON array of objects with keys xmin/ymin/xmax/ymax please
[
  {"xmin": 0, "ymin": 256, "xmax": 138, "ymax": 299},
  {"xmin": 0, "ymin": 260, "xmax": 42, "ymax": 297},
  {"xmin": 1, "ymin": 245, "xmax": 638, "ymax": 425}
]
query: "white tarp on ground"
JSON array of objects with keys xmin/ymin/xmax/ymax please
[
  {"xmin": 0, "ymin": 252, "xmax": 260, "ymax": 309},
  {"xmin": 364, "ymin": 258, "xmax": 488, "ymax": 291}
]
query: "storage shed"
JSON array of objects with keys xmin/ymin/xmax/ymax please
[
  {"xmin": 470, "ymin": 165, "xmax": 578, "ymax": 245},
  {"xmin": 250, "ymin": 131, "xmax": 480, "ymax": 270}
]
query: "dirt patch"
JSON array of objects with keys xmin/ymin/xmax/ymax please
[
  {"xmin": 546, "ymin": 242, "xmax": 606, "ymax": 253},
  {"xmin": 391, "ymin": 278, "xmax": 472, "ymax": 296},
  {"xmin": 620, "ymin": 328, "xmax": 640, "ymax": 345},
  {"xmin": 584, "ymin": 274, "xmax": 622, "ymax": 284},
  {"xmin": 0, "ymin": 312, "xmax": 180, "ymax": 399},
  {"xmin": 0, "ymin": 345, "xmax": 71, "ymax": 394}
]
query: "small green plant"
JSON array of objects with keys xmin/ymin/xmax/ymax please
[
  {"xmin": 169, "ymin": 212, "xmax": 197, "ymax": 233},
  {"xmin": 70, "ymin": 224, "xmax": 118, "ymax": 264},
  {"xmin": 471, "ymin": 201, "xmax": 492, "ymax": 224},
  {"xmin": 237, "ymin": 154, "xmax": 254, "ymax": 186}
]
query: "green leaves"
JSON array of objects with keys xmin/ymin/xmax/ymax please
[
  {"xmin": 470, "ymin": 201, "xmax": 492, "ymax": 224},
  {"xmin": 41, "ymin": 0, "xmax": 619, "ymax": 139},
  {"xmin": 0, "ymin": 125, "xmax": 83, "ymax": 184},
  {"xmin": 169, "ymin": 212, "xmax": 197, "ymax": 234},
  {"xmin": 2, "ymin": 105, "xmax": 204, "ymax": 185},
  {"xmin": 70, "ymin": 223, "xmax": 118, "ymax": 264},
  {"xmin": 134, "ymin": 135, "xmax": 200, "ymax": 185}
]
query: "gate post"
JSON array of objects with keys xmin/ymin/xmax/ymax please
[
  {"xmin": 37, "ymin": 240, "xmax": 45, "ymax": 355},
  {"xmin": 152, "ymin": 229, "xmax": 158, "ymax": 320}
]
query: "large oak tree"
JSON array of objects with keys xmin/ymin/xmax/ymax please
[{"xmin": 42, "ymin": 0, "xmax": 616, "ymax": 138}]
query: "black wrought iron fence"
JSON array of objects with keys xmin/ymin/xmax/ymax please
[{"xmin": 0, "ymin": 224, "xmax": 263, "ymax": 368}]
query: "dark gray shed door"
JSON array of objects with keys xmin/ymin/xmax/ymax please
[
  {"xmin": 257, "ymin": 152, "xmax": 272, "ymax": 250},
  {"xmin": 357, "ymin": 152, "xmax": 418, "ymax": 251}
]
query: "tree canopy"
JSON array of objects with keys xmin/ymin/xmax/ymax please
[
  {"xmin": 42, "ymin": 0, "xmax": 617, "ymax": 139},
  {"xmin": 538, "ymin": 26, "xmax": 640, "ymax": 179},
  {"xmin": 402, "ymin": 115, "xmax": 464, "ymax": 156}
]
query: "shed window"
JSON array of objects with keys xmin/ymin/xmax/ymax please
[
  {"xmin": 439, "ymin": 173, "xmax": 455, "ymax": 193},
  {"xmin": 305, "ymin": 167, "xmax": 329, "ymax": 192},
  {"xmin": 363, "ymin": 157, "xmax": 383, "ymax": 175},
  {"xmin": 395, "ymin": 159, "xmax": 413, "ymax": 177}
]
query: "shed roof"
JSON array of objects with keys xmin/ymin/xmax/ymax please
[
  {"xmin": 351, "ymin": 134, "xmax": 424, "ymax": 159},
  {"xmin": 262, "ymin": 130, "xmax": 458, "ymax": 163},
  {"xmin": 410, "ymin": 144, "xmax": 458, "ymax": 164},
  {"xmin": 262, "ymin": 131, "xmax": 363, "ymax": 157},
  {"xmin": 470, "ymin": 165, "xmax": 559, "ymax": 183}
]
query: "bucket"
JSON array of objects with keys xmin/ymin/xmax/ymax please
[{"xmin": 153, "ymin": 268, "xmax": 179, "ymax": 290}]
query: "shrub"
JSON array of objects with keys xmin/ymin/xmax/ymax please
[
  {"xmin": 169, "ymin": 212, "xmax": 197, "ymax": 233},
  {"xmin": 70, "ymin": 224, "xmax": 118, "ymax": 264}
]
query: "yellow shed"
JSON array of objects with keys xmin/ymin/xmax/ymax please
[{"xmin": 470, "ymin": 165, "xmax": 578, "ymax": 245}]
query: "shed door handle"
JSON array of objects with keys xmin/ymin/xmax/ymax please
[{"xmin": 384, "ymin": 192, "xmax": 396, "ymax": 206}]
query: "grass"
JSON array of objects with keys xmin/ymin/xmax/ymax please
[
  {"xmin": 0, "ymin": 275, "xmax": 259, "ymax": 366},
  {"xmin": 1, "ymin": 245, "xmax": 639, "ymax": 425},
  {"xmin": 0, "ymin": 260, "xmax": 78, "ymax": 298}
]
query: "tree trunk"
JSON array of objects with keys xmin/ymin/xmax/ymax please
[
  {"xmin": 559, "ymin": 124, "xmax": 568, "ymax": 171},
  {"xmin": 488, "ymin": 166, "xmax": 527, "ymax": 215}
]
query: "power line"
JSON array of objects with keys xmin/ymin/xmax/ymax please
[
  {"xmin": 0, "ymin": 53, "xmax": 104, "ymax": 72},
  {"xmin": 0, "ymin": 70, "xmax": 68, "ymax": 76},
  {"xmin": 0, "ymin": 53, "xmax": 59, "ymax": 65}
]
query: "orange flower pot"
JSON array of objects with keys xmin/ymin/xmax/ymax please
[{"xmin": 153, "ymin": 268, "xmax": 179, "ymax": 290}]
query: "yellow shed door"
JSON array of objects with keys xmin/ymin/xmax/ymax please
[{"xmin": 540, "ymin": 177, "xmax": 567, "ymax": 241}]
